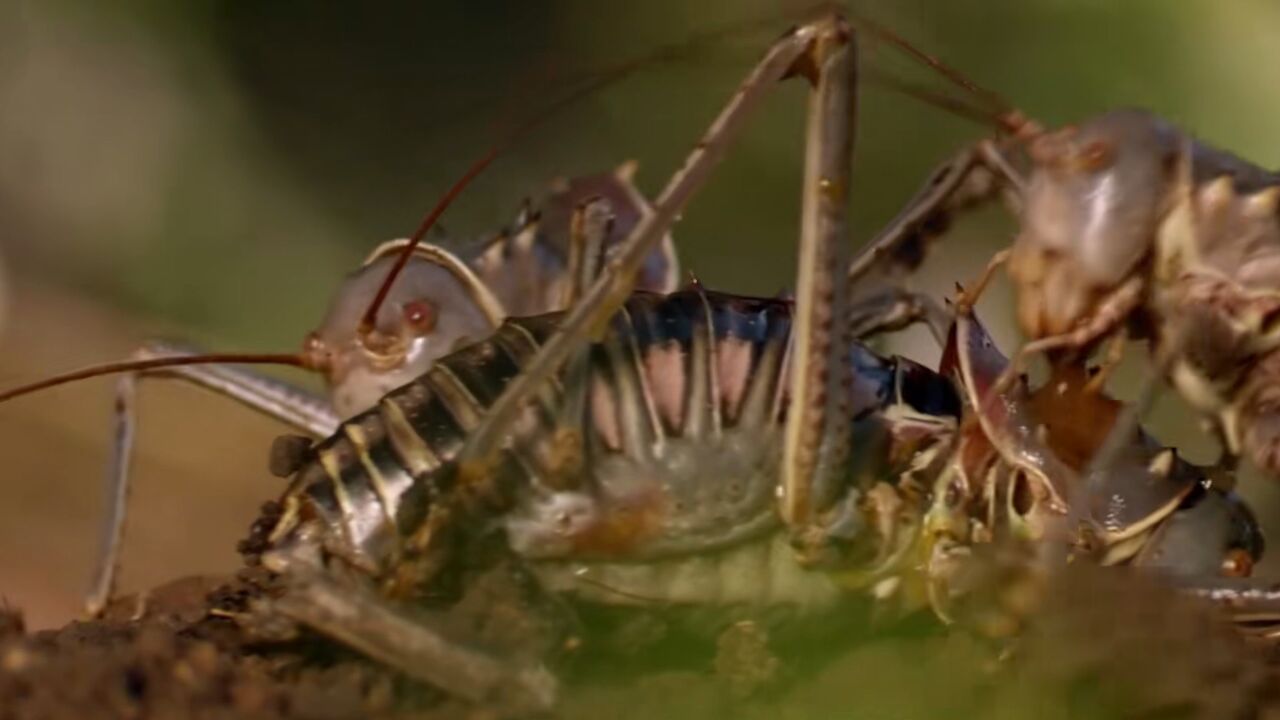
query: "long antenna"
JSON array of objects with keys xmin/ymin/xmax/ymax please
[
  {"xmin": 850, "ymin": 12, "xmax": 1012, "ymax": 117},
  {"xmin": 357, "ymin": 4, "xmax": 824, "ymax": 341},
  {"xmin": 863, "ymin": 67, "xmax": 1011, "ymax": 129},
  {"xmin": 0, "ymin": 353, "xmax": 308, "ymax": 403},
  {"xmin": 1, "ymin": 8, "xmax": 825, "ymax": 408}
]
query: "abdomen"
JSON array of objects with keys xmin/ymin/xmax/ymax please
[{"xmin": 253, "ymin": 288, "xmax": 942, "ymax": 610}]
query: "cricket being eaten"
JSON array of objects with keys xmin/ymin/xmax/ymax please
[{"xmin": 1, "ymin": 8, "xmax": 1277, "ymax": 716}]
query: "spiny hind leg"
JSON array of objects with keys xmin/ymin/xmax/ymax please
[
  {"xmin": 779, "ymin": 14, "xmax": 860, "ymax": 536},
  {"xmin": 87, "ymin": 340, "xmax": 338, "ymax": 617},
  {"xmin": 453, "ymin": 13, "xmax": 845, "ymax": 472}
]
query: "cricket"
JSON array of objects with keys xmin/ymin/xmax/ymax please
[{"xmin": 2, "ymin": 3, "xmax": 1280, "ymax": 717}]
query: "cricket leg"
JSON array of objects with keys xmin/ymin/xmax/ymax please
[
  {"xmin": 542, "ymin": 198, "xmax": 613, "ymax": 486},
  {"xmin": 453, "ymin": 14, "xmax": 836, "ymax": 470},
  {"xmin": 847, "ymin": 140, "xmax": 1024, "ymax": 293},
  {"xmin": 86, "ymin": 340, "xmax": 338, "ymax": 616},
  {"xmin": 272, "ymin": 567, "xmax": 558, "ymax": 716},
  {"xmin": 1083, "ymin": 322, "xmax": 1236, "ymax": 493},
  {"xmin": 1172, "ymin": 577, "xmax": 1280, "ymax": 640},
  {"xmin": 562, "ymin": 197, "xmax": 615, "ymax": 307},
  {"xmin": 779, "ymin": 14, "xmax": 859, "ymax": 534},
  {"xmin": 989, "ymin": 275, "xmax": 1144, "ymax": 398},
  {"xmin": 847, "ymin": 286, "xmax": 951, "ymax": 345},
  {"xmin": 954, "ymin": 248, "xmax": 1012, "ymax": 311},
  {"xmin": 1083, "ymin": 329, "xmax": 1128, "ymax": 394}
]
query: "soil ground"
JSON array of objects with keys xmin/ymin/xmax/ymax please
[{"xmin": 2, "ymin": 565, "xmax": 1279, "ymax": 719}]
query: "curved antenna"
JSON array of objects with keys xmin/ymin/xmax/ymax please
[
  {"xmin": 851, "ymin": 13, "xmax": 1010, "ymax": 113},
  {"xmin": 0, "ymin": 353, "xmax": 309, "ymax": 404},
  {"xmin": 356, "ymin": 3, "xmax": 825, "ymax": 341},
  {"xmin": 851, "ymin": 12, "xmax": 1036, "ymax": 138},
  {"xmin": 0, "ymin": 8, "xmax": 821, "ymax": 410},
  {"xmin": 864, "ymin": 68, "xmax": 1012, "ymax": 130}
]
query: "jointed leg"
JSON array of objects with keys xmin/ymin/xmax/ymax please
[
  {"xmin": 1084, "ymin": 329, "xmax": 1128, "ymax": 394},
  {"xmin": 1081, "ymin": 327, "xmax": 1183, "ymax": 495},
  {"xmin": 453, "ymin": 15, "xmax": 840, "ymax": 471},
  {"xmin": 989, "ymin": 276, "xmax": 1144, "ymax": 398},
  {"xmin": 954, "ymin": 248, "xmax": 1011, "ymax": 312},
  {"xmin": 1172, "ymin": 576, "xmax": 1280, "ymax": 640},
  {"xmin": 563, "ymin": 197, "xmax": 615, "ymax": 307},
  {"xmin": 272, "ymin": 566, "xmax": 558, "ymax": 715},
  {"xmin": 86, "ymin": 340, "xmax": 338, "ymax": 616},
  {"xmin": 848, "ymin": 286, "xmax": 951, "ymax": 345},
  {"xmin": 544, "ymin": 198, "xmax": 614, "ymax": 486},
  {"xmin": 780, "ymin": 15, "xmax": 859, "ymax": 531},
  {"xmin": 847, "ymin": 140, "xmax": 1024, "ymax": 294}
]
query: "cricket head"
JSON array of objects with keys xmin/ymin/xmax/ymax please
[
  {"xmin": 303, "ymin": 240, "xmax": 505, "ymax": 418},
  {"xmin": 1010, "ymin": 109, "xmax": 1177, "ymax": 338}
]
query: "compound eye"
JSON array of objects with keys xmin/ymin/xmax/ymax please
[{"xmin": 402, "ymin": 299, "xmax": 438, "ymax": 335}]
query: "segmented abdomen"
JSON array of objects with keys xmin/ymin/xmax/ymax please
[{"xmin": 255, "ymin": 288, "xmax": 954, "ymax": 586}]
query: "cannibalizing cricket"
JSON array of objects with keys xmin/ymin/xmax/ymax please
[
  {"xmin": 846, "ymin": 16, "xmax": 1280, "ymax": 486},
  {"xmin": 3, "ymin": 7, "xmax": 1280, "ymax": 717}
]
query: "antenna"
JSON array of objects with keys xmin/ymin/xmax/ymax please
[
  {"xmin": 864, "ymin": 68, "xmax": 1010, "ymax": 129},
  {"xmin": 0, "ymin": 353, "xmax": 308, "ymax": 404},
  {"xmin": 0, "ymin": 7, "xmax": 825, "ymax": 406},
  {"xmin": 356, "ymin": 3, "xmax": 825, "ymax": 342},
  {"xmin": 851, "ymin": 13, "xmax": 1009, "ymax": 113},
  {"xmin": 851, "ymin": 12, "xmax": 1035, "ymax": 137}
]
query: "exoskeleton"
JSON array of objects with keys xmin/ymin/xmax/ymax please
[
  {"xmin": 242, "ymin": 285, "xmax": 967, "ymax": 712},
  {"xmin": 214, "ymin": 15, "xmax": 879, "ymax": 712},
  {"xmin": 5, "ymin": 10, "xmax": 1275, "ymax": 716},
  {"xmin": 1005, "ymin": 112, "xmax": 1280, "ymax": 480},
  {"xmin": 844, "ymin": 24, "xmax": 1280, "ymax": 484},
  {"xmin": 210, "ymin": 14, "xmax": 1277, "ymax": 714},
  {"xmin": 230, "ymin": 267, "xmax": 1278, "ymax": 715},
  {"xmin": 3, "ymin": 164, "xmax": 679, "ymax": 617},
  {"xmin": 922, "ymin": 305, "xmax": 1270, "ymax": 631}
]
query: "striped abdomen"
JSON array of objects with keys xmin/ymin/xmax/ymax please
[{"xmin": 258, "ymin": 288, "xmax": 959, "ymax": 595}]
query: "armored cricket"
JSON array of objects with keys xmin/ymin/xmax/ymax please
[
  {"xmin": 3, "ymin": 8, "xmax": 1280, "ymax": 716},
  {"xmin": 843, "ymin": 16, "xmax": 1280, "ymax": 490}
]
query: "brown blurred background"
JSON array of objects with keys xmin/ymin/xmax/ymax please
[{"xmin": 2, "ymin": 0, "xmax": 1280, "ymax": 629}]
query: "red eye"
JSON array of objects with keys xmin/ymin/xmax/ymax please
[{"xmin": 402, "ymin": 299, "xmax": 437, "ymax": 334}]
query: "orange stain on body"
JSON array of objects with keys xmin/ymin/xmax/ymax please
[
  {"xmin": 1028, "ymin": 363, "xmax": 1123, "ymax": 472},
  {"xmin": 567, "ymin": 489, "xmax": 669, "ymax": 558}
]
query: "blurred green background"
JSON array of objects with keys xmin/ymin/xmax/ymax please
[{"xmin": 2, "ymin": 0, "xmax": 1280, "ymax": 633}]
